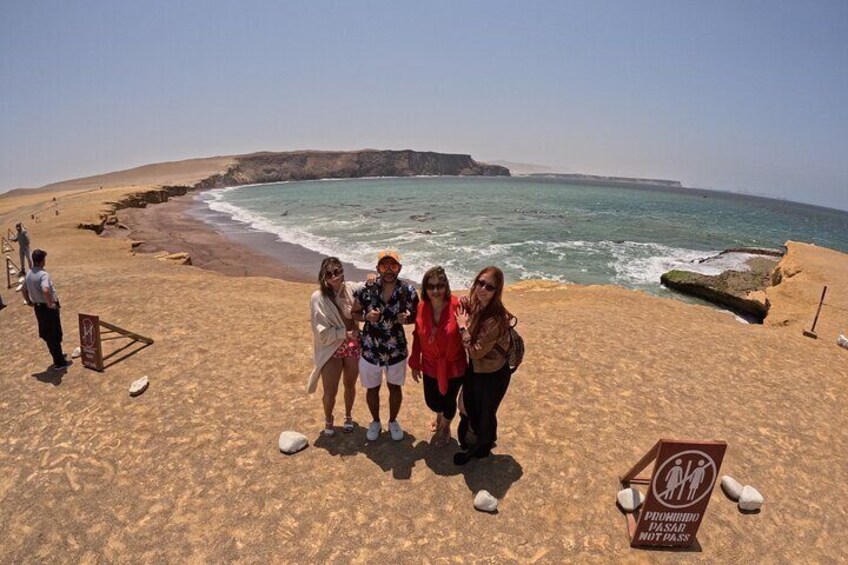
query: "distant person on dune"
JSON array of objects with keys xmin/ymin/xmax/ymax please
[
  {"xmin": 307, "ymin": 257, "xmax": 365, "ymax": 436},
  {"xmin": 352, "ymin": 250, "xmax": 419, "ymax": 442},
  {"xmin": 409, "ymin": 266, "xmax": 467, "ymax": 448},
  {"xmin": 453, "ymin": 266, "xmax": 513, "ymax": 465},
  {"xmin": 12, "ymin": 222, "xmax": 32, "ymax": 275}
]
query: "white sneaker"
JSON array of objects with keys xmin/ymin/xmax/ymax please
[
  {"xmin": 388, "ymin": 420, "xmax": 404, "ymax": 441},
  {"xmin": 366, "ymin": 421, "xmax": 382, "ymax": 441}
]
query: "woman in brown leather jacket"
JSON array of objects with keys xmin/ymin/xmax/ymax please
[{"xmin": 454, "ymin": 266, "xmax": 513, "ymax": 465}]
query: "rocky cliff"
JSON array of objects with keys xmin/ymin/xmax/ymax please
[{"xmin": 196, "ymin": 150, "xmax": 509, "ymax": 189}]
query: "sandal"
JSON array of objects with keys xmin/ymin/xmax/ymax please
[
  {"xmin": 343, "ymin": 417, "xmax": 354, "ymax": 433},
  {"xmin": 433, "ymin": 419, "xmax": 451, "ymax": 448},
  {"xmin": 323, "ymin": 416, "xmax": 335, "ymax": 436},
  {"xmin": 431, "ymin": 413, "xmax": 447, "ymax": 433}
]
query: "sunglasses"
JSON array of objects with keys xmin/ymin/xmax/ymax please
[
  {"xmin": 377, "ymin": 262, "xmax": 400, "ymax": 273},
  {"xmin": 326, "ymin": 268, "xmax": 344, "ymax": 279},
  {"xmin": 426, "ymin": 282, "xmax": 446, "ymax": 291},
  {"xmin": 475, "ymin": 279, "xmax": 497, "ymax": 292}
]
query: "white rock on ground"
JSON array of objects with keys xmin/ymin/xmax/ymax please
[
  {"xmin": 739, "ymin": 485, "xmax": 764, "ymax": 511},
  {"xmin": 278, "ymin": 431, "xmax": 308, "ymax": 455},
  {"xmin": 837, "ymin": 334, "xmax": 848, "ymax": 350},
  {"xmin": 15, "ymin": 283, "xmax": 22, "ymax": 292},
  {"xmin": 71, "ymin": 347, "xmax": 82, "ymax": 359},
  {"xmin": 721, "ymin": 475, "xmax": 744, "ymax": 500},
  {"xmin": 474, "ymin": 490, "xmax": 498, "ymax": 512},
  {"xmin": 617, "ymin": 487, "xmax": 645, "ymax": 512},
  {"xmin": 129, "ymin": 376, "xmax": 149, "ymax": 397}
]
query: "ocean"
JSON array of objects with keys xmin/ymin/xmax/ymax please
[{"xmin": 198, "ymin": 176, "xmax": 848, "ymax": 296}]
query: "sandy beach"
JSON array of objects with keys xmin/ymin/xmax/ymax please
[
  {"xmin": 2, "ymin": 163, "xmax": 848, "ymax": 563},
  {"xmin": 118, "ymin": 192, "xmax": 373, "ymax": 284}
]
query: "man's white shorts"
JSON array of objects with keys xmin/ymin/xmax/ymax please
[{"xmin": 359, "ymin": 357, "xmax": 407, "ymax": 388}]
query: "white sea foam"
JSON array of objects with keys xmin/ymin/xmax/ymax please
[
  {"xmin": 530, "ymin": 239, "xmax": 720, "ymax": 286},
  {"xmin": 205, "ymin": 198, "xmax": 271, "ymax": 230},
  {"xmin": 513, "ymin": 265, "xmax": 572, "ymax": 284},
  {"xmin": 606, "ymin": 241, "xmax": 718, "ymax": 286},
  {"xmin": 695, "ymin": 252, "xmax": 764, "ymax": 274},
  {"xmin": 204, "ymin": 194, "xmax": 378, "ymax": 271},
  {"xmin": 719, "ymin": 309, "xmax": 752, "ymax": 324}
]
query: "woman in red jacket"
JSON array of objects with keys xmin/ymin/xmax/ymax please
[{"xmin": 409, "ymin": 266, "xmax": 468, "ymax": 447}]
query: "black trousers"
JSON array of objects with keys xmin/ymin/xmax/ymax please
[
  {"xmin": 422, "ymin": 375, "xmax": 464, "ymax": 421},
  {"xmin": 459, "ymin": 363, "xmax": 511, "ymax": 453},
  {"xmin": 34, "ymin": 303, "xmax": 65, "ymax": 366}
]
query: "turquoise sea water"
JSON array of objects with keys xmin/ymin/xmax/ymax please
[{"xmin": 201, "ymin": 177, "xmax": 848, "ymax": 294}]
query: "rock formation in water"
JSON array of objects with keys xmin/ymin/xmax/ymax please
[
  {"xmin": 525, "ymin": 173, "xmax": 682, "ymax": 189},
  {"xmin": 661, "ymin": 254, "xmax": 781, "ymax": 322}
]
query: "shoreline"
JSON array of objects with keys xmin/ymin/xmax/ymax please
[
  {"xmin": 117, "ymin": 186, "xmax": 768, "ymax": 315},
  {"xmin": 118, "ymin": 191, "xmax": 374, "ymax": 284}
]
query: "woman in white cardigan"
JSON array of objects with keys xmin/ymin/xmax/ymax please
[{"xmin": 308, "ymin": 257, "xmax": 364, "ymax": 436}]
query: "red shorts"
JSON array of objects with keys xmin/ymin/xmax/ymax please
[{"xmin": 332, "ymin": 339, "xmax": 361, "ymax": 359}]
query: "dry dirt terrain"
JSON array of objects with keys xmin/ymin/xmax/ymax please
[{"xmin": 1, "ymin": 164, "xmax": 847, "ymax": 563}]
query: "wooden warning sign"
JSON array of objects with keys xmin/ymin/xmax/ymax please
[
  {"xmin": 620, "ymin": 439, "xmax": 727, "ymax": 548},
  {"xmin": 78, "ymin": 313, "xmax": 153, "ymax": 372},
  {"xmin": 79, "ymin": 313, "xmax": 105, "ymax": 371}
]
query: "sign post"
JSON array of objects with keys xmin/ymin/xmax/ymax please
[{"xmin": 620, "ymin": 439, "xmax": 727, "ymax": 549}]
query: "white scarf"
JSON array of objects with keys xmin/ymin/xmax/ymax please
[{"xmin": 306, "ymin": 281, "xmax": 360, "ymax": 393}]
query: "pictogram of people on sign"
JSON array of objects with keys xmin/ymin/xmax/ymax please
[{"xmin": 652, "ymin": 450, "xmax": 717, "ymax": 508}]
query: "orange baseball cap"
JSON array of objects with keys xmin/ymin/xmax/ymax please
[{"xmin": 377, "ymin": 250, "xmax": 401, "ymax": 264}]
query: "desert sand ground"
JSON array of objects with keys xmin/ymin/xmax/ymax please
[{"xmin": 1, "ymin": 163, "xmax": 847, "ymax": 563}]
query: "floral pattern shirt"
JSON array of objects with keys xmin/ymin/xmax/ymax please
[{"xmin": 354, "ymin": 278, "xmax": 420, "ymax": 366}]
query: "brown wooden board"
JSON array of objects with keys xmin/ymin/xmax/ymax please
[
  {"xmin": 79, "ymin": 313, "xmax": 104, "ymax": 371},
  {"xmin": 623, "ymin": 439, "xmax": 727, "ymax": 548}
]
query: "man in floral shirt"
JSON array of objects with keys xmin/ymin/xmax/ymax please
[{"xmin": 353, "ymin": 250, "xmax": 419, "ymax": 441}]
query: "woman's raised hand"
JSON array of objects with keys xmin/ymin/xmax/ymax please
[{"xmin": 455, "ymin": 306, "xmax": 468, "ymax": 328}]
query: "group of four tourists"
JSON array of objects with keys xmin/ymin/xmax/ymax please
[{"xmin": 309, "ymin": 250, "xmax": 514, "ymax": 465}]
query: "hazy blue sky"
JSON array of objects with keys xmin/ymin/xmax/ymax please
[{"xmin": 2, "ymin": 1, "xmax": 846, "ymax": 209}]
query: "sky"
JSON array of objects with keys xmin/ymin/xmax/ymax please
[{"xmin": 1, "ymin": 1, "xmax": 846, "ymax": 210}]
